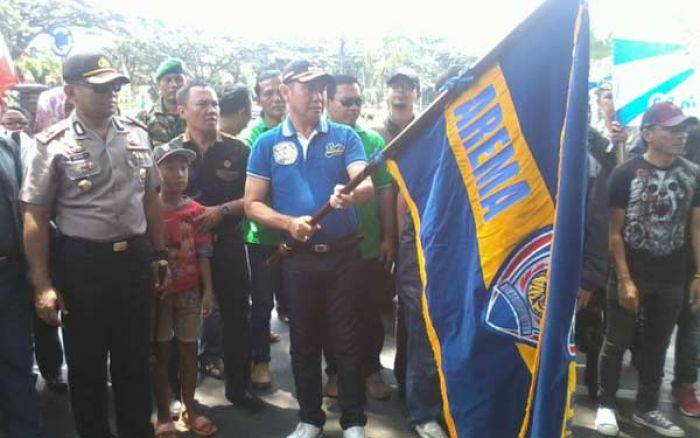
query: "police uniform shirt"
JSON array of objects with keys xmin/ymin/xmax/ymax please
[
  {"xmin": 168, "ymin": 130, "xmax": 249, "ymax": 231},
  {"xmin": 20, "ymin": 113, "xmax": 158, "ymax": 241},
  {"xmin": 247, "ymin": 117, "xmax": 367, "ymax": 244}
]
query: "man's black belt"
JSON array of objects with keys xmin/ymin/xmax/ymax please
[
  {"xmin": 294, "ymin": 234, "xmax": 363, "ymax": 254},
  {"xmin": 62, "ymin": 234, "xmax": 147, "ymax": 253}
]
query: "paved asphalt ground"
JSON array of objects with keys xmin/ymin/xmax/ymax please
[{"xmin": 25, "ymin": 312, "xmax": 700, "ymax": 437}]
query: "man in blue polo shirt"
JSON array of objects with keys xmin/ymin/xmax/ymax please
[{"xmin": 245, "ymin": 60, "xmax": 373, "ymax": 438}]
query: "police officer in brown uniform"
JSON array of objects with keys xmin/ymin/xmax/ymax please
[{"xmin": 22, "ymin": 53, "xmax": 166, "ymax": 438}]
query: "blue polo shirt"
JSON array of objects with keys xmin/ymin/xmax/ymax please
[{"xmin": 247, "ymin": 117, "xmax": 367, "ymax": 244}]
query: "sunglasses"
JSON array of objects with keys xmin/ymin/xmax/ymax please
[{"xmin": 339, "ymin": 97, "xmax": 363, "ymax": 108}]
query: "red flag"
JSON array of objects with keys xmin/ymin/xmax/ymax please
[{"xmin": 0, "ymin": 34, "xmax": 18, "ymax": 95}]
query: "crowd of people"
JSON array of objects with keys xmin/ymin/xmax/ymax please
[
  {"xmin": 0, "ymin": 49, "xmax": 698, "ymax": 438},
  {"xmin": 0, "ymin": 52, "xmax": 447, "ymax": 438}
]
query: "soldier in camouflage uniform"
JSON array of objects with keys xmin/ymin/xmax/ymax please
[{"xmin": 136, "ymin": 58, "xmax": 188, "ymax": 146}]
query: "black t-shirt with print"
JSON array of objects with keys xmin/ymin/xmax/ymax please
[{"xmin": 609, "ymin": 155, "xmax": 700, "ymax": 283}]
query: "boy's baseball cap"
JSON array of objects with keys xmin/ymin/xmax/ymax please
[{"xmin": 153, "ymin": 143, "xmax": 196, "ymax": 165}]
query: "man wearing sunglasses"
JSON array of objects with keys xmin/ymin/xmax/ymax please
[
  {"xmin": 245, "ymin": 60, "xmax": 373, "ymax": 438},
  {"xmin": 596, "ymin": 102, "xmax": 700, "ymax": 437},
  {"xmin": 22, "ymin": 52, "xmax": 166, "ymax": 438},
  {"xmin": 325, "ymin": 74, "xmax": 395, "ymax": 401}
]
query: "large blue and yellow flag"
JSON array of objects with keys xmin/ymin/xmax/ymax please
[{"xmin": 387, "ymin": 0, "xmax": 589, "ymax": 437}]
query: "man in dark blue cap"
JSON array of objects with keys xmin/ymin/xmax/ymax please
[{"xmin": 245, "ymin": 59, "xmax": 373, "ymax": 438}]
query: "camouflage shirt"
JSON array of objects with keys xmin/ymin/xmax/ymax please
[{"xmin": 136, "ymin": 98, "xmax": 186, "ymax": 147}]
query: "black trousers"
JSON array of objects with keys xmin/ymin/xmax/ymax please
[
  {"xmin": 282, "ymin": 245, "xmax": 366, "ymax": 429},
  {"xmin": 246, "ymin": 243, "xmax": 281, "ymax": 364},
  {"xmin": 212, "ymin": 232, "xmax": 252, "ymax": 396},
  {"xmin": 33, "ymin": 310, "xmax": 64, "ymax": 380},
  {"xmin": 598, "ymin": 277, "xmax": 684, "ymax": 413},
  {"xmin": 325, "ymin": 258, "xmax": 386, "ymax": 377},
  {"xmin": 58, "ymin": 235, "xmax": 153, "ymax": 438}
]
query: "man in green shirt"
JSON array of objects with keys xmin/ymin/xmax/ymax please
[
  {"xmin": 241, "ymin": 70, "xmax": 287, "ymax": 389},
  {"xmin": 136, "ymin": 58, "xmax": 188, "ymax": 146},
  {"xmin": 325, "ymin": 74, "xmax": 395, "ymax": 400}
]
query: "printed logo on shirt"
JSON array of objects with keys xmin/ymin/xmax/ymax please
[
  {"xmin": 324, "ymin": 142, "xmax": 345, "ymax": 158},
  {"xmin": 273, "ymin": 141, "xmax": 298, "ymax": 165}
]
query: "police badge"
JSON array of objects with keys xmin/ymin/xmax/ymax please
[{"xmin": 273, "ymin": 141, "xmax": 298, "ymax": 165}]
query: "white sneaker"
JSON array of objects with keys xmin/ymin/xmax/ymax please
[
  {"xmin": 287, "ymin": 422, "xmax": 323, "ymax": 438},
  {"xmin": 595, "ymin": 406, "xmax": 619, "ymax": 436},
  {"xmin": 415, "ymin": 421, "xmax": 448, "ymax": 438},
  {"xmin": 342, "ymin": 426, "xmax": 365, "ymax": 438}
]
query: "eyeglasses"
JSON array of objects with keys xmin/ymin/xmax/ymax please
[{"xmin": 339, "ymin": 97, "xmax": 363, "ymax": 108}]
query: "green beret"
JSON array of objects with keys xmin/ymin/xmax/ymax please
[{"xmin": 154, "ymin": 58, "xmax": 186, "ymax": 82}]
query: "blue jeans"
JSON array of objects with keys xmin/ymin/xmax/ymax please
[
  {"xmin": 397, "ymin": 228, "xmax": 442, "ymax": 426},
  {"xmin": 673, "ymin": 293, "xmax": 700, "ymax": 389},
  {"xmin": 0, "ymin": 260, "xmax": 41, "ymax": 437},
  {"xmin": 246, "ymin": 243, "xmax": 280, "ymax": 364}
]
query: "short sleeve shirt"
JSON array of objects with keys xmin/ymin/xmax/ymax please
[
  {"xmin": 609, "ymin": 155, "xmax": 700, "ymax": 282},
  {"xmin": 168, "ymin": 131, "xmax": 249, "ymax": 235},
  {"xmin": 354, "ymin": 125, "xmax": 392, "ymax": 260},
  {"xmin": 247, "ymin": 117, "xmax": 367, "ymax": 244},
  {"xmin": 241, "ymin": 118, "xmax": 281, "ymax": 246},
  {"xmin": 163, "ymin": 198, "xmax": 213, "ymax": 294},
  {"xmin": 20, "ymin": 114, "xmax": 158, "ymax": 241}
]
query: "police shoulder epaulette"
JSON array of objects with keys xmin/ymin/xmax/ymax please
[
  {"xmin": 123, "ymin": 116, "xmax": 148, "ymax": 131},
  {"xmin": 35, "ymin": 120, "xmax": 70, "ymax": 144}
]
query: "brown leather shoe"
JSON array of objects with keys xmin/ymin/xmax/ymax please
[
  {"xmin": 251, "ymin": 362, "xmax": 273, "ymax": 390},
  {"xmin": 366, "ymin": 372, "xmax": 392, "ymax": 400},
  {"xmin": 324, "ymin": 374, "xmax": 338, "ymax": 398}
]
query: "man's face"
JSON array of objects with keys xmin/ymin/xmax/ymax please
[
  {"xmin": 158, "ymin": 73, "xmax": 186, "ymax": 103},
  {"xmin": 158, "ymin": 156, "xmax": 189, "ymax": 194},
  {"xmin": 387, "ymin": 78, "xmax": 418, "ymax": 114},
  {"xmin": 280, "ymin": 80, "xmax": 324, "ymax": 122},
  {"xmin": 65, "ymin": 82, "xmax": 121, "ymax": 120},
  {"xmin": 1, "ymin": 110, "xmax": 29, "ymax": 133},
  {"xmin": 597, "ymin": 89, "xmax": 615, "ymax": 120},
  {"xmin": 179, "ymin": 86, "xmax": 219, "ymax": 133},
  {"xmin": 328, "ymin": 83, "xmax": 363, "ymax": 127},
  {"xmin": 643, "ymin": 124, "xmax": 689, "ymax": 156},
  {"xmin": 257, "ymin": 77, "xmax": 285, "ymax": 120}
]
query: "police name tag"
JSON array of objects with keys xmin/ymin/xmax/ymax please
[
  {"xmin": 325, "ymin": 142, "xmax": 345, "ymax": 158},
  {"xmin": 273, "ymin": 142, "xmax": 298, "ymax": 165}
]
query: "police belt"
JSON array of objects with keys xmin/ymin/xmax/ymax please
[
  {"xmin": 61, "ymin": 234, "xmax": 148, "ymax": 253},
  {"xmin": 293, "ymin": 234, "xmax": 362, "ymax": 254}
]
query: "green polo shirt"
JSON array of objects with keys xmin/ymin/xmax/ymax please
[
  {"xmin": 242, "ymin": 118, "xmax": 281, "ymax": 246},
  {"xmin": 354, "ymin": 125, "xmax": 392, "ymax": 260}
]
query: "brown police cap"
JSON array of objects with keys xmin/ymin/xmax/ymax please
[{"xmin": 63, "ymin": 52, "xmax": 130, "ymax": 86}]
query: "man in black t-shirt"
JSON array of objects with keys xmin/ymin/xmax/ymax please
[{"xmin": 595, "ymin": 102, "xmax": 700, "ymax": 438}]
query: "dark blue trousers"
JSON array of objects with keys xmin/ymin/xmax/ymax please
[{"xmin": 0, "ymin": 260, "xmax": 41, "ymax": 437}]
